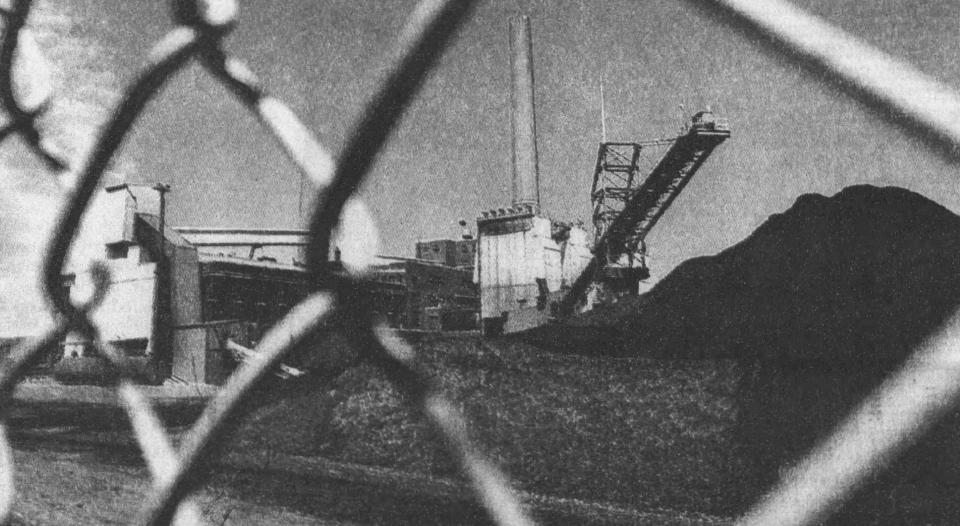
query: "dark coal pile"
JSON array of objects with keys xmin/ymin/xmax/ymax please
[
  {"xmin": 624, "ymin": 184, "xmax": 960, "ymax": 361},
  {"xmin": 619, "ymin": 185, "xmax": 960, "ymax": 522}
]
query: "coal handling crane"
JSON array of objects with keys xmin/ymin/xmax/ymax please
[{"xmin": 557, "ymin": 110, "xmax": 730, "ymax": 315}]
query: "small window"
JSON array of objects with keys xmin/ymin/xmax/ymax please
[{"xmin": 106, "ymin": 243, "xmax": 129, "ymax": 259}]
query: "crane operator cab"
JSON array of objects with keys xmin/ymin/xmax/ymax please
[
  {"xmin": 690, "ymin": 108, "xmax": 729, "ymax": 132},
  {"xmin": 691, "ymin": 110, "xmax": 715, "ymax": 129}
]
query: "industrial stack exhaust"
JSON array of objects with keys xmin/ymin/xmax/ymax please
[
  {"xmin": 509, "ymin": 15, "xmax": 540, "ymax": 210},
  {"xmin": 476, "ymin": 16, "xmax": 594, "ymax": 336}
]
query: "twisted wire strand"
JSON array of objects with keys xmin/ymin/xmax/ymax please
[
  {"xmin": 693, "ymin": 0, "xmax": 960, "ymax": 160},
  {"xmin": 140, "ymin": 0, "xmax": 534, "ymax": 522},
  {"xmin": 0, "ymin": 4, "xmax": 232, "ymax": 524},
  {"xmin": 198, "ymin": 45, "xmax": 335, "ymax": 188},
  {"xmin": 120, "ymin": 382, "xmax": 206, "ymax": 526},
  {"xmin": 40, "ymin": 27, "xmax": 201, "ymax": 323},
  {"xmin": 737, "ymin": 313, "xmax": 960, "ymax": 526},
  {"xmin": 0, "ymin": 321, "xmax": 68, "ymax": 522},
  {"xmin": 138, "ymin": 292, "xmax": 336, "ymax": 525},
  {"xmin": 691, "ymin": 1, "xmax": 960, "ymax": 522},
  {"xmin": 369, "ymin": 324, "xmax": 536, "ymax": 526},
  {"xmin": 0, "ymin": 260, "xmax": 113, "ymax": 522},
  {"xmin": 0, "ymin": 0, "xmax": 68, "ymax": 169},
  {"xmin": 2, "ymin": 0, "xmax": 957, "ymax": 525},
  {"xmin": 306, "ymin": 0, "xmax": 479, "ymax": 278},
  {"xmin": 0, "ymin": 0, "xmax": 536, "ymax": 524}
]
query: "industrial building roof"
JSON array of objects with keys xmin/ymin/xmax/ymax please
[{"xmin": 173, "ymin": 227, "xmax": 310, "ymax": 247}]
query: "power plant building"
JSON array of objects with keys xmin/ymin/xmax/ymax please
[
  {"xmin": 53, "ymin": 183, "xmax": 478, "ymax": 385},
  {"xmin": 476, "ymin": 16, "xmax": 592, "ymax": 335},
  {"xmin": 415, "ymin": 238, "xmax": 476, "ymax": 271}
]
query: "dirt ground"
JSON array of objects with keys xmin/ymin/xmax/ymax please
[
  {"xmin": 5, "ymin": 383, "xmax": 356, "ymax": 525},
  {"xmin": 9, "ymin": 447, "xmax": 355, "ymax": 525},
  {"xmin": 4, "ymin": 341, "xmax": 737, "ymax": 525},
  {"xmin": 7, "ymin": 426, "xmax": 729, "ymax": 526}
]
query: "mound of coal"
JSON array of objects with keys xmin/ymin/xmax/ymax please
[
  {"xmin": 513, "ymin": 294, "xmax": 649, "ymax": 353},
  {"xmin": 624, "ymin": 184, "xmax": 960, "ymax": 362},
  {"xmin": 621, "ymin": 185, "xmax": 960, "ymax": 522}
]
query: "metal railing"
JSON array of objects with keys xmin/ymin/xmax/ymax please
[{"xmin": 1, "ymin": 0, "xmax": 960, "ymax": 525}]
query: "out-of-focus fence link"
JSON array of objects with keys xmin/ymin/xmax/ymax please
[
  {"xmin": 690, "ymin": 1, "xmax": 960, "ymax": 525},
  {"xmin": 694, "ymin": 0, "xmax": 960, "ymax": 161},
  {"xmin": 0, "ymin": 0, "xmax": 536, "ymax": 525},
  {"xmin": 4, "ymin": 0, "xmax": 960, "ymax": 525},
  {"xmin": 0, "ymin": 0, "xmax": 66, "ymax": 170}
]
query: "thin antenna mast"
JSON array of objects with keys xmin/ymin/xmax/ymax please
[
  {"xmin": 599, "ymin": 77, "xmax": 608, "ymax": 142},
  {"xmin": 298, "ymin": 174, "xmax": 305, "ymax": 222}
]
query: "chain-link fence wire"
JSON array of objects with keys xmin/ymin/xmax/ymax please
[
  {"xmin": 3, "ymin": 0, "xmax": 960, "ymax": 525},
  {"xmin": 0, "ymin": 0, "xmax": 536, "ymax": 525},
  {"xmin": 688, "ymin": 1, "xmax": 960, "ymax": 525}
]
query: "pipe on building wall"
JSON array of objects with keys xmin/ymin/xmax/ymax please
[{"xmin": 509, "ymin": 15, "xmax": 540, "ymax": 209}]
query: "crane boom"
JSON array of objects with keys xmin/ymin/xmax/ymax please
[
  {"xmin": 611, "ymin": 121, "xmax": 730, "ymax": 256},
  {"xmin": 558, "ymin": 111, "xmax": 730, "ymax": 314}
]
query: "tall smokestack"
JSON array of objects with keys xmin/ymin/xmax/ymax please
[{"xmin": 510, "ymin": 15, "xmax": 540, "ymax": 210}]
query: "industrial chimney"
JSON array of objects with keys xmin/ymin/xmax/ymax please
[{"xmin": 509, "ymin": 15, "xmax": 540, "ymax": 210}]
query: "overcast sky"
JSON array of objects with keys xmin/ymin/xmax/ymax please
[{"xmin": 4, "ymin": 0, "xmax": 960, "ymax": 334}]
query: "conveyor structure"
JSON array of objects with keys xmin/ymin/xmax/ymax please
[{"xmin": 559, "ymin": 111, "xmax": 731, "ymax": 314}]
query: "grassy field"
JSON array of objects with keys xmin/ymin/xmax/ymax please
[{"xmin": 229, "ymin": 334, "xmax": 747, "ymax": 518}]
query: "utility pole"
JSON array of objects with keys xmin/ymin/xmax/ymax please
[
  {"xmin": 150, "ymin": 182, "xmax": 171, "ymax": 378},
  {"xmin": 153, "ymin": 183, "xmax": 171, "ymax": 264}
]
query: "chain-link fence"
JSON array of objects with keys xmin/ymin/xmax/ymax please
[
  {"xmin": 693, "ymin": 1, "xmax": 960, "ymax": 525},
  {"xmin": 0, "ymin": 0, "xmax": 534, "ymax": 524},
  {"xmin": 2, "ymin": 0, "xmax": 960, "ymax": 524}
]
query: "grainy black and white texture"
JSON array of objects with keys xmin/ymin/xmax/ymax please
[{"xmin": 2, "ymin": 1, "xmax": 960, "ymax": 525}]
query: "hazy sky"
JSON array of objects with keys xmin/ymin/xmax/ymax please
[
  {"xmin": 77, "ymin": 1, "xmax": 960, "ymax": 270},
  {"xmin": 4, "ymin": 0, "xmax": 960, "ymax": 334},
  {"xmin": 89, "ymin": 0, "xmax": 960, "ymax": 274}
]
